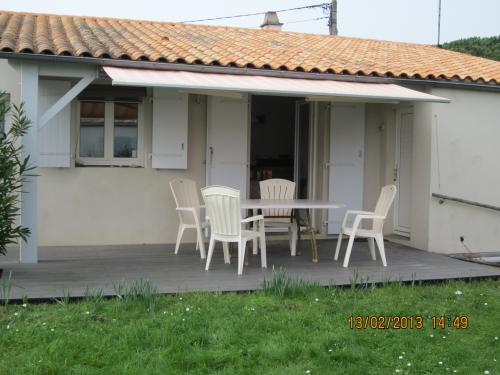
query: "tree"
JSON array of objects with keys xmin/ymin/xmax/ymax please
[
  {"xmin": 0, "ymin": 91, "xmax": 34, "ymax": 256},
  {"xmin": 443, "ymin": 36, "xmax": 500, "ymax": 62}
]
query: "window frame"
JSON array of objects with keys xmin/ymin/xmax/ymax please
[{"xmin": 76, "ymin": 100, "xmax": 144, "ymax": 167}]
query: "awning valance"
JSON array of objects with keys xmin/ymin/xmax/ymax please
[{"xmin": 103, "ymin": 66, "xmax": 450, "ymax": 103}]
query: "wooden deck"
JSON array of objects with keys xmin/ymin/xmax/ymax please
[{"xmin": 1, "ymin": 240, "xmax": 499, "ymax": 300}]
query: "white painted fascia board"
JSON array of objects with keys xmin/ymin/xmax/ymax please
[{"xmin": 38, "ymin": 62, "xmax": 98, "ymax": 79}]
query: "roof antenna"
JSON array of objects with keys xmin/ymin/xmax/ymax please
[{"xmin": 437, "ymin": 0, "xmax": 442, "ymax": 47}]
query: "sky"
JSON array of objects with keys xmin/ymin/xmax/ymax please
[{"xmin": 1, "ymin": 0, "xmax": 499, "ymax": 44}]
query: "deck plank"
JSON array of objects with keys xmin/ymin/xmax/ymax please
[{"xmin": 1, "ymin": 240, "xmax": 499, "ymax": 300}]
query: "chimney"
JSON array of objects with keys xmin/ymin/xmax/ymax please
[{"xmin": 260, "ymin": 11, "xmax": 283, "ymax": 31}]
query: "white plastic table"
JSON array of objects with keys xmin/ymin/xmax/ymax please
[{"xmin": 240, "ymin": 199, "xmax": 344, "ymax": 263}]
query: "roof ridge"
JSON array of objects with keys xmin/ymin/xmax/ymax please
[
  {"xmin": 0, "ymin": 9, "xmax": 438, "ymax": 48},
  {"xmin": 0, "ymin": 9, "xmax": 499, "ymax": 85}
]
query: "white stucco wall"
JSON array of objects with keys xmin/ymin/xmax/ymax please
[
  {"xmin": 408, "ymin": 101, "xmax": 434, "ymax": 250},
  {"xmin": 38, "ymin": 94, "xmax": 207, "ymax": 246},
  {"xmin": 427, "ymin": 87, "xmax": 500, "ymax": 254},
  {"xmin": 0, "ymin": 59, "xmax": 21, "ymax": 120}
]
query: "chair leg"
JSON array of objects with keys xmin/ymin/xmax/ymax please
[
  {"xmin": 253, "ymin": 238, "xmax": 259, "ymax": 255},
  {"xmin": 290, "ymin": 221, "xmax": 298, "ymax": 256},
  {"xmin": 342, "ymin": 233, "xmax": 356, "ymax": 268},
  {"xmin": 259, "ymin": 223, "xmax": 267, "ymax": 268},
  {"xmin": 368, "ymin": 238, "xmax": 376, "ymax": 261},
  {"xmin": 174, "ymin": 224, "xmax": 185, "ymax": 254},
  {"xmin": 195, "ymin": 226, "xmax": 206, "ymax": 259},
  {"xmin": 222, "ymin": 242, "xmax": 230, "ymax": 264},
  {"xmin": 205, "ymin": 236, "xmax": 216, "ymax": 271},
  {"xmin": 375, "ymin": 234, "xmax": 387, "ymax": 267},
  {"xmin": 334, "ymin": 232, "xmax": 343, "ymax": 261},
  {"xmin": 237, "ymin": 239, "xmax": 246, "ymax": 275}
]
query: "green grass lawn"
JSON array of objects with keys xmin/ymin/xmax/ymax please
[{"xmin": 0, "ymin": 276, "xmax": 498, "ymax": 375}]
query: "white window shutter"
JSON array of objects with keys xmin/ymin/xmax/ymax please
[
  {"xmin": 152, "ymin": 88, "xmax": 188, "ymax": 169},
  {"xmin": 38, "ymin": 80, "xmax": 71, "ymax": 167}
]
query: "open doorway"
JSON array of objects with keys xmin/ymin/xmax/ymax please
[
  {"xmin": 249, "ymin": 95, "xmax": 310, "ymax": 199},
  {"xmin": 295, "ymin": 101, "xmax": 310, "ymax": 199}
]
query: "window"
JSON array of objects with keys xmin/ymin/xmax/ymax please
[
  {"xmin": 114, "ymin": 103, "xmax": 138, "ymax": 158},
  {"xmin": 79, "ymin": 101, "xmax": 105, "ymax": 158},
  {"xmin": 77, "ymin": 100, "xmax": 143, "ymax": 166}
]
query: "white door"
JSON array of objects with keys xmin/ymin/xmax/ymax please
[
  {"xmin": 206, "ymin": 95, "xmax": 249, "ymax": 197},
  {"xmin": 328, "ymin": 103, "xmax": 365, "ymax": 234},
  {"xmin": 394, "ymin": 109, "xmax": 413, "ymax": 236}
]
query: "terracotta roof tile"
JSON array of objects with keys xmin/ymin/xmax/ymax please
[{"xmin": 1, "ymin": 10, "xmax": 500, "ymax": 84}]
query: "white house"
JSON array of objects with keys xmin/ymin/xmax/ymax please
[{"xmin": 0, "ymin": 10, "xmax": 499, "ymax": 263}]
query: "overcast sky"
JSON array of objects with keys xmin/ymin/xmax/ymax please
[{"xmin": 2, "ymin": 0, "xmax": 499, "ymax": 44}]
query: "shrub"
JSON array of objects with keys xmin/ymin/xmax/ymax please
[
  {"xmin": 443, "ymin": 35, "xmax": 500, "ymax": 61},
  {"xmin": 0, "ymin": 91, "xmax": 34, "ymax": 256}
]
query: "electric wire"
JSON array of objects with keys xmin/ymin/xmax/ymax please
[
  {"xmin": 179, "ymin": 3, "xmax": 330, "ymax": 23},
  {"xmin": 286, "ymin": 16, "xmax": 329, "ymax": 24}
]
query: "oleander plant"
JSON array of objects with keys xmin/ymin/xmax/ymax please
[{"xmin": 0, "ymin": 91, "xmax": 33, "ymax": 256}]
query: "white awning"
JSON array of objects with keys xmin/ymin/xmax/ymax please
[{"xmin": 103, "ymin": 66, "xmax": 450, "ymax": 103}]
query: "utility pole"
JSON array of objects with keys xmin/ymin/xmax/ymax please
[
  {"xmin": 437, "ymin": 0, "xmax": 442, "ymax": 46},
  {"xmin": 329, "ymin": 0, "xmax": 338, "ymax": 35}
]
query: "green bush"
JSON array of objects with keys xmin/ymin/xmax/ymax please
[
  {"xmin": 443, "ymin": 35, "xmax": 500, "ymax": 61},
  {"xmin": 0, "ymin": 91, "xmax": 34, "ymax": 256}
]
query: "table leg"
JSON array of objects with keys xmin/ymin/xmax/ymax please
[
  {"xmin": 252, "ymin": 208, "xmax": 258, "ymax": 255},
  {"xmin": 305, "ymin": 209, "xmax": 318, "ymax": 263}
]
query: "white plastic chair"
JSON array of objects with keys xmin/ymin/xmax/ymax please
[
  {"xmin": 334, "ymin": 185, "xmax": 397, "ymax": 267},
  {"xmin": 170, "ymin": 178, "xmax": 208, "ymax": 259},
  {"xmin": 202, "ymin": 185, "xmax": 267, "ymax": 276},
  {"xmin": 259, "ymin": 179, "xmax": 298, "ymax": 256}
]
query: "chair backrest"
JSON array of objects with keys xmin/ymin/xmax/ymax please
[
  {"xmin": 201, "ymin": 185, "xmax": 241, "ymax": 237},
  {"xmin": 373, "ymin": 184, "xmax": 397, "ymax": 232},
  {"xmin": 259, "ymin": 179, "xmax": 295, "ymax": 217},
  {"xmin": 170, "ymin": 179, "xmax": 202, "ymax": 225}
]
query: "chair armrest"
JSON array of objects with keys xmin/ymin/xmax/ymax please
[
  {"xmin": 176, "ymin": 207, "xmax": 204, "ymax": 226},
  {"xmin": 355, "ymin": 214, "xmax": 385, "ymax": 221},
  {"xmin": 341, "ymin": 210, "xmax": 374, "ymax": 228},
  {"xmin": 242, "ymin": 215, "xmax": 264, "ymax": 223},
  {"xmin": 176, "ymin": 207, "xmax": 196, "ymax": 213},
  {"xmin": 345, "ymin": 210, "xmax": 374, "ymax": 216},
  {"xmin": 351, "ymin": 214, "xmax": 386, "ymax": 231}
]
